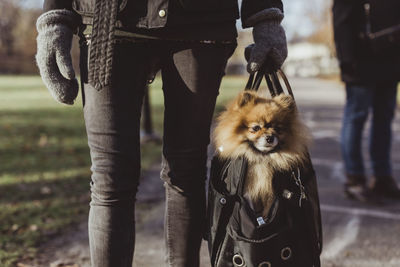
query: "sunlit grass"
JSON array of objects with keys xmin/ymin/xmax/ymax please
[{"xmin": 398, "ymin": 83, "xmax": 400, "ymax": 105}]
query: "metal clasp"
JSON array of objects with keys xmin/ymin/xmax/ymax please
[
  {"xmin": 233, "ymin": 254, "xmax": 245, "ymax": 267},
  {"xmin": 281, "ymin": 247, "xmax": 292, "ymax": 260}
]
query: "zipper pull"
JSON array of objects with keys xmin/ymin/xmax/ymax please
[
  {"xmin": 292, "ymin": 168, "xmax": 305, "ymax": 207},
  {"xmin": 364, "ymin": 3, "xmax": 372, "ymax": 35}
]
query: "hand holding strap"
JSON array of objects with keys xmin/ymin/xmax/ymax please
[{"xmin": 244, "ymin": 8, "xmax": 288, "ymax": 74}]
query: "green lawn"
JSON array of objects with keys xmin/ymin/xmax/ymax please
[
  {"xmin": 0, "ymin": 75, "xmax": 244, "ymax": 266},
  {"xmin": 398, "ymin": 83, "xmax": 400, "ymax": 104}
]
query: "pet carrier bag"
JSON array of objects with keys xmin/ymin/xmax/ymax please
[{"xmin": 206, "ymin": 69, "xmax": 323, "ymax": 267}]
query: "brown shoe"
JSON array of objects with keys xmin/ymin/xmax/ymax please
[
  {"xmin": 370, "ymin": 176, "xmax": 400, "ymax": 199},
  {"xmin": 344, "ymin": 184, "xmax": 379, "ymax": 203},
  {"xmin": 345, "ymin": 174, "xmax": 367, "ymax": 186},
  {"xmin": 344, "ymin": 174, "xmax": 378, "ymax": 203}
]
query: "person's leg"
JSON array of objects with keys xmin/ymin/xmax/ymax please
[
  {"xmin": 341, "ymin": 83, "xmax": 377, "ymax": 201},
  {"xmin": 80, "ymin": 40, "xmax": 152, "ymax": 267},
  {"xmin": 160, "ymin": 42, "xmax": 235, "ymax": 267},
  {"xmin": 369, "ymin": 82, "xmax": 397, "ymax": 176},
  {"xmin": 341, "ymin": 83, "xmax": 373, "ymax": 179},
  {"xmin": 369, "ymin": 81, "xmax": 400, "ymax": 198}
]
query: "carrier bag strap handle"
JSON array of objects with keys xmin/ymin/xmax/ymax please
[
  {"xmin": 245, "ymin": 68, "xmax": 295, "ymax": 100},
  {"xmin": 235, "ymin": 157, "xmax": 248, "ymax": 197}
]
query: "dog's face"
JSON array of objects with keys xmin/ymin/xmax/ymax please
[
  {"xmin": 236, "ymin": 91, "xmax": 295, "ymax": 154},
  {"xmin": 214, "ymin": 91, "xmax": 307, "ymax": 161},
  {"xmin": 244, "ymin": 109, "xmax": 284, "ymax": 154}
]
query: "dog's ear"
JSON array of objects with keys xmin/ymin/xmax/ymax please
[
  {"xmin": 236, "ymin": 91, "xmax": 257, "ymax": 107},
  {"xmin": 274, "ymin": 95, "xmax": 296, "ymax": 113}
]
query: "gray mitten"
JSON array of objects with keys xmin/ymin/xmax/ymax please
[
  {"xmin": 245, "ymin": 8, "xmax": 288, "ymax": 73},
  {"xmin": 36, "ymin": 10, "xmax": 80, "ymax": 105}
]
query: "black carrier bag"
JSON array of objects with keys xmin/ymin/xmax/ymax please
[{"xmin": 206, "ymin": 69, "xmax": 323, "ymax": 267}]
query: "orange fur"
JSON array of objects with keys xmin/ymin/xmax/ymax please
[{"xmin": 213, "ymin": 91, "xmax": 311, "ymax": 216}]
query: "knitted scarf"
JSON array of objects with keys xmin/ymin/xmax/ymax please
[{"xmin": 88, "ymin": 0, "xmax": 119, "ymax": 90}]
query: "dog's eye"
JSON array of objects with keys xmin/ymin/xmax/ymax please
[
  {"xmin": 265, "ymin": 123, "xmax": 272, "ymax": 129},
  {"xmin": 251, "ymin": 125, "xmax": 261, "ymax": 132}
]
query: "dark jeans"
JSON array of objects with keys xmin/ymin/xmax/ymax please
[
  {"xmin": 79, "ymin": 40, "xmax": 235, "ymax": 267},
  {"xmin": 341, "ymin": 82, "xmax": 398, "ymax": 178}
]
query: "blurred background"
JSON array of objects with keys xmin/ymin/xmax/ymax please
[
  {"xmin": 0, "ymin": 0, "xmax": 399, "ymax": 267},
  {"xmin": 0, "ymin": 0, "xmax": 338, "ymax": 76}
]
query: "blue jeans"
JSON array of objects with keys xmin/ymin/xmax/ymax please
[{"xmin": 341, "ymin": 82, "xmax": 398, "ymax": 178}]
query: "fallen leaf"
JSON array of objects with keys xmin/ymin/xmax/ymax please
[
  {"xmin": 38, "ymin": 134, "xmax": 48, "ymax": 147},
  {"xmin": 41, "ymin": 186, "xmax": 52, "ymax": 195},
  {"xmin": 11, "ymin": 224, "xmax": 19, "ymax": 232}
]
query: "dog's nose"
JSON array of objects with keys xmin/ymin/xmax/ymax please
[{"xmin": 266, "ymin": 135, "xmax": 275, "ymax": 144}]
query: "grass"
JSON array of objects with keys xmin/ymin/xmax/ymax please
[
  {"xmin": 0, "ymin": 74, "xmax": 244, "ymax": 266},
  {"xmin": 398, "ymin": 83, "xmax": 400, "ymax": 105}
]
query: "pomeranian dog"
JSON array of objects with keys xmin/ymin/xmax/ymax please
[{"xmin": 214, "ymin": 91, "xmax": 310, "ymax": 217}]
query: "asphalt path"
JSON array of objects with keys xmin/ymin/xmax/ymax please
[{"xmin": 293, "ymin": 78, "xmax": 400, "ymax": 267}]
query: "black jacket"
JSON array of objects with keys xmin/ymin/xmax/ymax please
[
  {"xmin": 333, "ymin": 0, "xmax": 400, "ymax": 84},
  {"xmin": 43, "ymin": 0, "xmax": 283, "ymax": 40}
]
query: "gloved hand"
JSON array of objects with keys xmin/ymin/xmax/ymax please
[
  {"xmin": 244, "ymin": 8, "xmax": 288, "ymax": 74},
  {"xmin": 36, "ymin": 10, "xmax": 80, "ymax": 105}
]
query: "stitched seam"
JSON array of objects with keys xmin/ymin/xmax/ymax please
[{"xmin": 166, "ymin": 189, "xmax": 174, "ymax": 266}]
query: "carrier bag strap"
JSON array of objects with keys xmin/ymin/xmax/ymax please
[
  {"xmin": 222, "ymin": 157, "xmax": 248, "ymax": 197},
  {"xmin": 235, "ymin": 157, "xmax": 248, "ymax": 197},
  {"xmin": 245, "ymin": 68, "xmax": 295, "ymax": 101}
]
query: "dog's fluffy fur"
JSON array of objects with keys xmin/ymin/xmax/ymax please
[{"xmin": 214, "ymin": 91, "xmax": 310, "ymax": 216}]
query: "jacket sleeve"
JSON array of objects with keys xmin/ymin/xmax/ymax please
[
  {"xmin": 332, "ymin": 0, "xmax": 362, "ymax": 63},
  {"xmin": 241, "ymin": 0, "xmax": 283, "ymax": 28},
  {"xmin": 43, "ymin": 0, "xmax": 73, "ymax": 12}
]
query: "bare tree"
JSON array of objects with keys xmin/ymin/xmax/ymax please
[
  {"xmin": 14, "ymin": 8, "xmax": 41, "ymax": 58},
  {"xmin": 304, "ymin": 0, "xmax": 335, "ymax": 55},
  {"xmin": 0, "ymin": 0, "xmax": 45, "ymax": 73},
  {"xmin": 0, "ymin": 0, "xmax": 21, "ymax": 56}
]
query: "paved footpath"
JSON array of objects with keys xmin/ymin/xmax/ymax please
[
  {"xmin": 293, "ymin": 79, "xmax": 400, "ymax": 267},
  {"xmin": 22, "ymin": 78, "xmax": 400, "ymax": 267}
]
